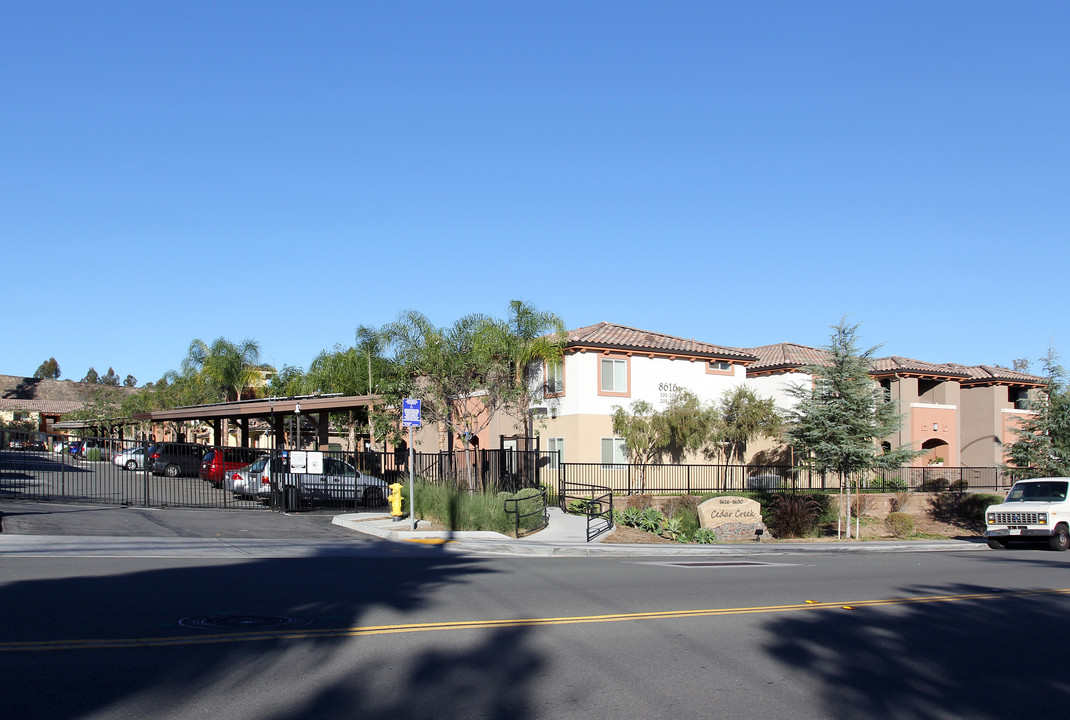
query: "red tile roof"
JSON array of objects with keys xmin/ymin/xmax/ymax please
[
  {"xmin": 746, "ymin": 343, "xmax": 830, "ymax": 373},
  {"xmin": 0, "ymin": 398, "xmax": 85, "ymax": 414},
  {"xmin": 566, "ymin": 322, "xmax": 756, "ymax": 362},
  {"xmin": 745, "ymin": 345, "xmax": 1045, "ymax": 385}
]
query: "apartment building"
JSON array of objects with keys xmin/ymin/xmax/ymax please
[
  {"xmin": 529, "ymin": 322, "xmax": 758, "ymax": 464},
  {"xmin": 746, "ymin": 344, "xmax": 1044, "ymax": 467}
]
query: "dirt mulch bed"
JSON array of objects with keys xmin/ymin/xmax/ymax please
[{"xmin": 599, "ymin": 494, "xmax": 982, "ymax": 544}]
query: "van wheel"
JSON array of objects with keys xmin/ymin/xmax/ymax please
[
  {"xmin": 164, "ymin": 464, "xmax": 181, "ymax": 478},
  {"xmin": 1049, "ymin": 525, "xmax": 1070, "ymax": 551},
  {"xmin": 987, "ymin": 538, "xmax": 1008, "ymax": 550}
]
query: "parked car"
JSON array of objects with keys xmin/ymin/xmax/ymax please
[
  {"xmin": 53, "ymin": 440, "xmax": 66, "ymax": 453},
  {"xmin": 68, "ymin": 441, "xmax": 84, "ymax": 456},
  {"xmin": 149, "ymin": 443, "xmax": 207, "ymax": 477},
  {"xmin": 80, "ymin": 440, "xmax": 123, "ymax": 461},
  {"xmin": 9, "ymin": 438, "xmax": 26, "ymax": 450},
  {"xmin": 227, "ymin": 455, "xmax": 286, "ymax": 499},
  {"xmin": 257, "ymin": 455, "xmax": 387, "ymax": 507},
  {"xmin": 28, "ymin": 439, "xmax": 45, "ymax": 451},
  {"xmin": 199, "ymin": 447, "xmax": 263, "ymax": 487},
  {"xmin": 114, "ymin": 447, "xmax": 149, "ymax": 471}
]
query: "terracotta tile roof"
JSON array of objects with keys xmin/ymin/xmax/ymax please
[
  {"xmin": 744, "ymin": 347, "xmax": 1047, "ymax": 386},
  {"xmin": 746, "ymin": 343, "xmax": 830, "ymax": 373},
  {"xmin": 949, "ymin": 364, "xmax": 1047, "ymax": 386},
  {"xmin": 566, "ymin": 322, "xmax": 756, "ymax": 362},
  {"xmin": 868, "ymin": 356, "xmax": 972, "ymax": 379},
  {"xmin": 0, "ymin": 398, "xmax": 85, "ymax": 414}
]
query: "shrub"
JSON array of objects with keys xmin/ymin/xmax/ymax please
[
  {"xmin": 851, "ymin": 492, "xmax": 874, "ymax": 517},
  {"xmin": 567, "ymin": 498, "xmax": 590, "ymax": 514},
  {"xmin": 920, "ymin": 477, "xmax": 950, "ymax": 492},
  {"xmin": 624, "ymin": 494, "xmax": 654, "ymax": 510},
  {"xmin": 692, "ymin": 528, "xmax": 718, "ymax": 544},
  {"xmin": 414, "ymin": 481, "xmax": 514, "ymax": 534},
  {"xmin": 661, "ymin": 516, "xmax": 684, "ymax": 541},
  {"xmin": 674, "ymin": 507, "xmax": 701, "ymax": 539},
  {"xmin": 885, "ymin": 512, "xmax": 915, "ymax": 537},
  {"xmin": 510, "ymin": 487, "xmax": 548, "ymax": 532},
  {"xmin": 87, "ymin": 448, "xmax": 102, "ymax": 462},
  {"xmin": 662, "ymin": 494, "xmax": 701, "ymax": 518},
  {"xmin": 949, "ymin": 478, "xmax": 969, "ymax": 492},
  {"xmin": 638, "ymin": 507, "xmax": 665, "ymax": 534},
  {"xmin": 929, "ymin": 492, "xmax": 1002, "ymax": 532},
  {"xmin": 890, "ymin": 492, "xmax": 912, "ymax": 513},
  {"xmin": 768, "ymin": 494, "xmax": 822, "ymax": 538},
  {"xmin": 622, "ymin": 506, "xmax": 644, "ymax": 528},
  {"xmin": 873, "ymin": 476, "xmax": 907, "ymax": 492}
]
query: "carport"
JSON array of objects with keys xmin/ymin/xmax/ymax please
[{"xmin": 132, "ymin": 394, "xmax": 383, "ymax": 450}]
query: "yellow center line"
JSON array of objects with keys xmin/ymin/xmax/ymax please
[{"xmin": 4, "ymin": 588, "xmax": 1068, "ymax": 653}]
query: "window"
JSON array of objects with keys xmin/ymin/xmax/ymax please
[
  {"xmin": 599, "ymin": 357, "xmax": 629, "ymax": 396},
  {"xmin": 601, "ymin": 437, "xmax": 627, "ymax": 466},
  {"xmin": 547, "ymin": 437, "xmax": 564, "ymax": 470},
  {"xmin": 707, "ymin": 360, "xmax": 733, "ymax": 375},
  {"xmin": 545, "ymin": 361, "xmax": 564, "ymax": 396}
]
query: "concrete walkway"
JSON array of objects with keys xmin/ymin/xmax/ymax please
[{"xmin": 332, "ymin": 506, "xmax": 986, "ymax": 557}]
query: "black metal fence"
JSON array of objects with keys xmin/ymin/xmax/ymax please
[
  {"xmin": 557, "ymin": 462, "xmax": 1017, "ymax": 496},
  {"xmin": 2, "ymin": 428, "xmax": 1019, "ymax": 515},
  {"xmin": 0, "ymin": 430, "xmax": 559, "ymax": 512}
]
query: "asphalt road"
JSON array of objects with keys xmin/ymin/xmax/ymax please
[{"xmin": 3, "ymin": 500, "xmax": 1070, "ymax": 719}]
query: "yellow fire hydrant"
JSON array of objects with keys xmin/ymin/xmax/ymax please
[{"xmin": 388, "ymin": 482, "xmax": 404, "ymax": 522}]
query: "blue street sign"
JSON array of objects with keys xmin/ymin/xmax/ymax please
[{"xmin": 402, "ymin": 398, "xmax": 422, "ymax": 427}]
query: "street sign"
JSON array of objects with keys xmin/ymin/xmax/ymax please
[{"xmin": 402, "ymin": 398, "xmax": 422, "ymax": 428}]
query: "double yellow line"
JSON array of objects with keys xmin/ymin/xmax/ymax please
[{"xmin": 3, "ymin": 588, "xmax": 1067, "ymax": 653}]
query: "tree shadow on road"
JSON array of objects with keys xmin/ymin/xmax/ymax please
[
  {"xmin": 1, "ymin": 550, "xmax": 546, "ymax": 719},
  {"xmin": 763, "ymin": 582, "xmax": 1070, "ymax": 719}
]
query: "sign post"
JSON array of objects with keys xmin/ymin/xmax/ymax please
[{"xmin": 401, "ymin": 399, "xmax": 422, "ymax": 531}]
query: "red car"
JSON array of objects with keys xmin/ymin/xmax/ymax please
[{"xmin": 199, "ymin": 447, "xmax": 263, "ymax": 487}]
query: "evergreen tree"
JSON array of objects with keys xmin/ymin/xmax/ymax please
[
  {"xmin": 713, "ymin": 386, "xmax": 783, "ymax": 465},
  {"xmin": 34, "ymin": 358, "xmax": 61, "ymax": 380},
  {"xmin": 123, "ymin": 374, "xmax": 137, "ymax": 387},
  {"xmin": 82, "ymin": 367, "xmax": 100, "ymax": 384},
  {"xmin": 786, "ymin": 319, "xmax": 917, "ymax": 539},
  {"xmin": 612, "ymin": 389, "xmax": 717, "ymax": 491},
  {"xmin": 1007, "ymin": 348, "xmax": 1070, "ymax": 477},
  {"xmin": 101, "ymin": 367, "xmax": 121, "ymax": 386}
]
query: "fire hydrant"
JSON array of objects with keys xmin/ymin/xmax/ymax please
[{"xmin": 388, "ymin": 482, "xmax": 404, "ymax": 522}]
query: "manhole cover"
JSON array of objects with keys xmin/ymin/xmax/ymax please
[{"xmin": 179, "ymin": 613, "xmax": 312, "ymax": 631}]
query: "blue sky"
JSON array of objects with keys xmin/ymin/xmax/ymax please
[{"xmin": 3, "ymin": 2, "xmax": 1068, "ymax": 385}]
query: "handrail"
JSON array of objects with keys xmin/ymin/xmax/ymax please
[{"xmin": 503, "ymin": 487, "xmax": 549, "ymax": 538}]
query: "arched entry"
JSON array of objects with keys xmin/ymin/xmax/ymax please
[{"xmin": 921, "ymin": 438, "xmax": 950, "ymax": 465}]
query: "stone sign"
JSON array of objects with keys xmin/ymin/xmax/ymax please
[{"xmin": 697, "ymin": 496, "xmax": 769, "ymax": 542}]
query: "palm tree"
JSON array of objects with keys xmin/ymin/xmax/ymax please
[
  {"xmin": 182, "ymin": 337, "xmax": 262, "ymax": 402},
  {"xmin": 484, "ymin": 300, "xmax": 567, "ymax": 446},
  {"xmin": 382, "ymin": 310, "xmax": 495, "ymax": 452}
]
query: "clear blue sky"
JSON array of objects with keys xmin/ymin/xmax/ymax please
[{"xmin": 4, "ymin": 2, "xmax": 1067, "ymax": 385}]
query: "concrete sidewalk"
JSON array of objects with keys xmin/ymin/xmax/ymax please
[{"xmin": 333, "ymin": 506, "xmax": 986, "ymax": 557}]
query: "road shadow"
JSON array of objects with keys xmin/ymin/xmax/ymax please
[
  {"xmin": 763, "ymin": 582, "xmax": 1070, "ymax": 718},
  {"xmin": 0, "ymin": 550, "xmax": 543, "ymax": 719}
]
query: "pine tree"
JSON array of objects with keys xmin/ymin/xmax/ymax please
[
  {"xmin": 786, "ymin": 319, "xmax": 917, "ymax": 539},
  {"xmin": 1007, "ymin": 348, "xmax": 1070, "ymax": 477}
]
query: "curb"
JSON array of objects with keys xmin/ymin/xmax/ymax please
[{"xmin": 332, "ymin": 513, "xmax": 986, "ymax": 557}]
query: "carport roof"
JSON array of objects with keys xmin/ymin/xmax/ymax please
[{"xmin": 131, "ymin": 393, "xmax": 383, "ymax": 423}]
